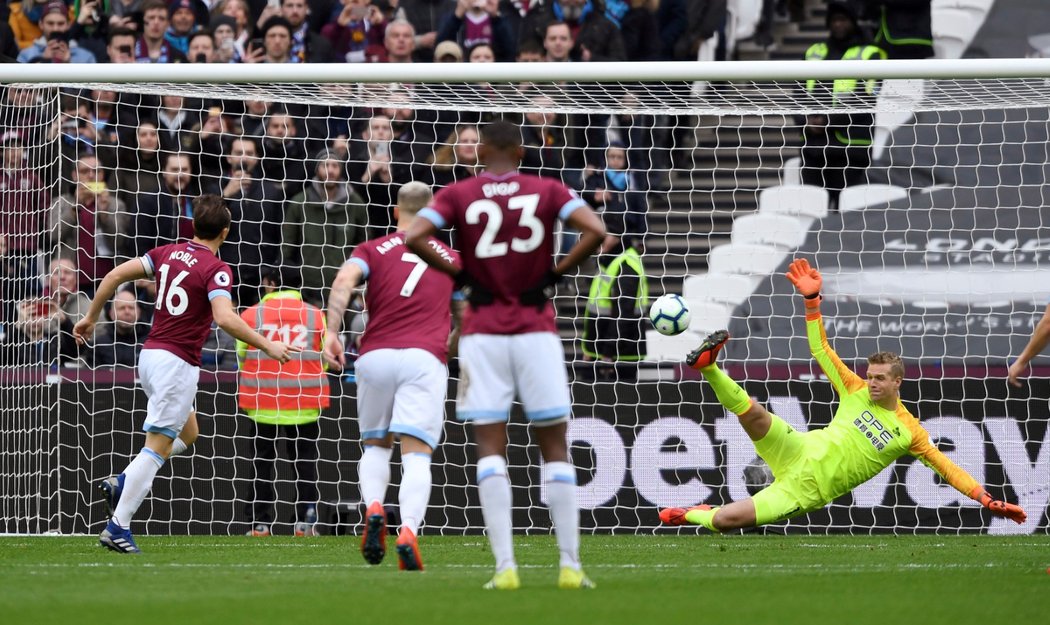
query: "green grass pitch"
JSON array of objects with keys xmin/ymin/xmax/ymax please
[{"xmin": 3, "ymin": 535, "xmax": 1048, "ymax": 625}]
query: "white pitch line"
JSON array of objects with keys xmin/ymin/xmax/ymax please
[{"xmin": 4, "ymin": 562, "xmax": 1037, "ymax": 572}]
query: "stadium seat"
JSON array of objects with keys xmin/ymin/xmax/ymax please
[
  {"xmin": 644, "ymin": 329, "xmax": 703, "ymax": 362},
  {"xmin": 933, "ymin": 0, "xmax": 993, "ymax": 22},
  {"xmin": 707, "ymin": 243, "xmax": 787, "ymax": 277},
  {"xmin": 684, "ymin": 300, "xmax": 732, "ymax": 335},
  {"xmin": 758, "ymin": 185, "xmax": 828, "ymax": 234},
  {"xmin": 932, "ymin": 8, "xmax": 978, "ymax": 58},
  {"xmin": 781, "ymin": 156, "xmax": 801, "ymax": 186},
  {"xmin": 758, "ymin": 185, "xmax": 829, "ymax": 219},
  {"xmin": 731, "ymin": 213, "xmax": 806, "ymax": 249},
  {"xmin": 682, "ymin": 273, "xmax": 756, "ymax": 306},
  {"xmin": 837, "ymin": 184, "xmax": 909, "ymax": 212},
  {"xmin": 873, "ymin": 79, "xmax": 926, "ymax": 161}
]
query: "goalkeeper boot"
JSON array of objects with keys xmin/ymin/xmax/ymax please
[
  {"xmin": 659, "ymin": 504, "xmax": 713, "ymax": 526},
  {"xmin": 395, "ymin": 527, "xmax": 424, "ymax": 571},
  {"xmin": 99, "ymin": 520, "xmax": 140, "ymax": 554},
  {"xmin": 558, "ymin": 566, "xmax": 596, "ymax": 590},
  {"xmin": 482, "ymin": 567, "xmax": 521, "ymax": 591},
  {"xmin": 686, "ymin": 330, "xmax": 730, "ymax": 370},
  {"xmin": 360, "ymin": 501, "xmax": 386, "ymax": 565},
  {"xmin": 98, "ymin": 475, "xmax": 124, "ymax": 519}
]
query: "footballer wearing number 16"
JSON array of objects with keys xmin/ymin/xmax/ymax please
[{"xmin": 73, "ymin": 194, "xmax": 299, "ymax": 554}]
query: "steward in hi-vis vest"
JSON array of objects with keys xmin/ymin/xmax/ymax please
[
  {"xmin": 800, "ymin": 0, "xmax": 886, "ymax": 205},
  {"xmin": 581, "ymin": 236, "xmax": 649, "ymax": 375},
  {"xmin": 236, "ymin": 268, "xmax": 329, "ymax": 537},
  {"xmin": 867, "ymin": 0, "xmax": 933, "ymax": 60}
]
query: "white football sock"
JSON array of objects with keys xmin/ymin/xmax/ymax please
[
  {"xmin": 358, "ymin": 446, "xmax": 392, "ymax": 507},
  {"xmin": 112, "ymin": 448, "xmax": 165, "ymax": 530},
  {"xmin": 169, "ymin": 438, "xmax": 188, "ymax": 457},
  {"xmin": 398, "ymin": 452, "xmax": 432, "ymax": 536},
  {"xmin": 477, "ymin": 455, "xmax": 515, "ymax": 572},
  {"xmin": 543, "ymin": 461, "xmax": 580, "ymax": 569}
]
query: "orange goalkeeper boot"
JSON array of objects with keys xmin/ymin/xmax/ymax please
[
  {"xmin": 686, "ymin": 331, "xmax": 730, "ymax": 370},
  {"xmin": 659, "ymin": 505, "xmax": 712, "ymax": 526}
]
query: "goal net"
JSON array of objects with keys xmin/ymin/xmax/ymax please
[{"xmin": 1, "ymin": 60, "xmax": 1048, "ymax": 536}]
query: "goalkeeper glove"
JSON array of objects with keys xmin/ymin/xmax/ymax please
[
  {"xmin": 454, "ymin": 270, "xmax": 494, "ymax": 308},
  {"xmin": 974, "ymin": 489, "xmax": 1027, "ymax": 525},
  {"xmin": 785, "ymin": 258, "xmax": 823, "ymax": 306},
  {"xmin": 520, "ymin": 269, "xmax": 563, "ymax": 309}
]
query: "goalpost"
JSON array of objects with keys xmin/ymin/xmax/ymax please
[{"xmin": 1, "ymin": 60, "xmax": 1048, "ymax": 536}]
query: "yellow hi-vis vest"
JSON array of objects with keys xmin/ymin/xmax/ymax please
[
  {"xmin": 583, "ymin": 247, "xmax": 649, "ymax": 360},
  {"xmin": 804, "ymin": 43, "xmax": 887, "ymax": 146}
]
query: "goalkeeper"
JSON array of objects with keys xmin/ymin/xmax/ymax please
[{"xmin": 660, "ymin": 258, "xmax": 1028, "ymax": 531}]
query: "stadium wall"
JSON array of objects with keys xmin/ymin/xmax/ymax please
[{"xmin": 5, "ymin": 373, "xmax": 1045, "ymax": 535}]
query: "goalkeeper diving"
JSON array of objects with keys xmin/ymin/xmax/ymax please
[{"xmin": 660, "ymin": 258, "xmax": 1028, "ymax": 531}]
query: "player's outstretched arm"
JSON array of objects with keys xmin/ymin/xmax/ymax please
[
  {"xmin": 1008, "ymin": 303, "xmax": 1050, "ymax": 387},
  {"xmin": 909, "ymin": 429, "xmax": 1028, "ymax": 525},
  {"xmin": 211, "ymin": 296, "xmax": 298, "ymax": 364},
  {"xmin": 785, "ymin": 258, "xmax": 864, "ymax": 396},
  {"xmin": 323, "ymin": 262, "xmax": 364, "ymax": 369},
  {"xmin": 73, "ymin": 258, "xmax": 149, "ymax": 345}
]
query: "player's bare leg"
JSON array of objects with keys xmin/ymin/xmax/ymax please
[
  {"xmin": 473, "ymin": 422, "xmax": 520, "ymax": 589},
  {"xmin": 395, "ymin": 435, "xmax": 432, "ymax": 571},
  {"xmin": 359, "ymin": 434, "xmax": 394, "ymax": 565},
  {"xmin": 535, "ymin": 422, "xmax": 595, "ymax": 589}
]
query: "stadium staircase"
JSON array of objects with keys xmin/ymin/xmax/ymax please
[{"xmin": 557, "ymin": 2, "xmax": 829, "ymax": 359}]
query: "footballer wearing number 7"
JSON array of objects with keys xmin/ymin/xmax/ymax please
[{"xmin": 73, "ymin": 194, "xmax": 299, "ymax": 554}]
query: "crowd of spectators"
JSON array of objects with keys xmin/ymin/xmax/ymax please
[
  {"xmin": 3, "ymin": 0, "xmax": 723, "ymax": 371},
  {"xmin": 0, "ymin": 2, "xmax": 919, "ymax": 371}
]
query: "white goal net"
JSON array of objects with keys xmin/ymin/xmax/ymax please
[{"xmin": 1, "ymin": 60, "xmax": 1048, "ymax": 535}]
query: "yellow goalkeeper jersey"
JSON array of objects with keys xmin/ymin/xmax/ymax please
[{"xmin": 803, "ymin": 312, "xmax": 980, "ymax": 504}]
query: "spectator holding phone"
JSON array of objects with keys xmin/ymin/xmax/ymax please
[
  {"xmin": 348, "ymin": 113, "xmax": 396, "ymax": 237},
  {"xmin": 18, "ymin": 0, "xmax": 98, "ymax": 63},
  {"xmin": 241, "ymin": 16, "xmax": 295, "ymax": 63},
  {"xmin": 9, "ymin": 257, "xmax": 90, "ymax": 367},
  {"xmin": 104, "ymin": 26, "xmax": 137, "ymax": 62},
  {"xmin": 68, "ymin": 0, "xmax": 111, "ymax": 61},
  {"xmin": 208, "ymin": 14, "xmax": 242, "ymax": 62},
  {"xmin": 321, "ymin": 0, "xmax": 385, "ymax": 63},
  {"xmin": 435, "ymin": 0, "xmax": 516, "ymax": 62},
  {"xmin": 187, "ymin": 28, "xmax": 214, "ymax": 61}
]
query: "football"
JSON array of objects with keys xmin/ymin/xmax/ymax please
[{"xmin": 649, "ymin": 293, "xmax": 691, "ymax": 336}]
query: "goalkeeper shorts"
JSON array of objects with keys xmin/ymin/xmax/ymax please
[{"xmin": 750, "ymin": 413, "xmax": 826, "ymax": 525}]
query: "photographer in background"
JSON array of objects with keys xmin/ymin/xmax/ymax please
[
  {"xmin": 67, "ymin": 0, "xmax": 111, "ymax": 61},
  {"xmin": 18, "ymin": 1, "xmax": 98, "ymax": 63}
]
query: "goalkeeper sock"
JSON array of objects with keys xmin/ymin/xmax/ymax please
[
  {"xmin": 701, "ymin": 365, "xmax": 753, "ymax": 416},
  {"xmin": 398, "ymin": 452, "xmax": 432, "ymax": 536},
  {"xmin": 112, "ymin": 448, "xmax": 165, "ymax": 529},
  {"xmin": 359, "ymin": 446, "xmax": 393, "ymax": 507},
  {"xmin": 169, "ymin": 438, "xmax": 188, "ymax": 457},
  {"xmin": 684, "ymin": 506, "xmax": 721, "ymax": 532},
  {"xmin": 477, "ymin": 455, "xmax": 516, "ymax": 572},
  {"xmin": 543, "ymin": 461, "xmax": 580, "ymax": 569}
]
